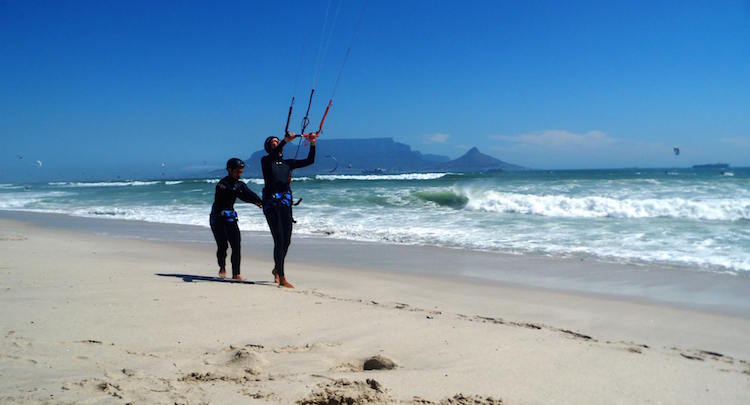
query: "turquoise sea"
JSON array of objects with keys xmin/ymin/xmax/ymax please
[{"xmin": 1, "ymin": 168, "xmax": 748, "ymax": 274}]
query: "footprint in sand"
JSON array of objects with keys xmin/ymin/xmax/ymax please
[
  {"xmin": 680, "ymin": 353, "xmax": 705, "ymax": 361},
  {"xmin": 227, "ymin": 347, "xmax": 269, "ymax": 374},
  {"xmin": 678, "ymin": 349, "xmax": 736, "ymax": 364},
  {"xmin": 606, "ymin": 341, "xmax": 649, "ymax": 354},
  {"xmin": 65, "ymin": 378, "xmax": 124, "ymax": 400},
  {"xmin": 273, "ymin": 341, "xmax": 341, "ymax": 354},
  {"xmin": 5, "ymin": 332, "xmax": 32, "ymax": 348},
  {"xmin": 184, "ymin": 345, "xmax": 269, "ymax": 383},
  {"xmin": 241, "ymin": 388, "xmax": 279, "ymax": 401},
  {"xmin": 179, "ymin": 370, "xmax": 261, "ymax": 384},
  {"xmin": 412, "ymin": 393, "xmax": 504, "ymax": 404},
  {"xmin": 299, "ymin": 378, "xmax": 391, "ymax": 405},
  {"xmin": 121, "ymin": 368, "xmax": 136, "ymax": 377},
  {"xmin": 330, "ymin": 362, "xmax": 362, "ymax": 372},
  {"xmin": 0, "ymin": 234, "xmax": 28, "ymax": 241},
  {"xmin": 557, "ymin": 329, "xmax": 595, "ymax": 341}
]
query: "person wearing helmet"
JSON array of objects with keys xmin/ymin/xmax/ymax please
[
  {"xmin": 261, "ymin": 131, "xmax": 317, "ymax": 288},
  {"xmin": 210, "ymin": 158, "xmax": 262, "ymax": 280}
]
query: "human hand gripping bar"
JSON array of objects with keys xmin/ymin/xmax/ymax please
[{"xmin": 302, "ymin": 99, "xmax": 332, "ymax": 143}]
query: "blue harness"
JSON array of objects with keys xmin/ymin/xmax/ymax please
[
  {"xmin": 220, "ymin": 210, "xmax": 238, "ymax": 223},
  {"xmin": 274, "ymin": 192, "xmax": 293, "ymax": 206},
  {"xmin": 264, "ymin": 192, "xmax": 293, "ymax": 211}
]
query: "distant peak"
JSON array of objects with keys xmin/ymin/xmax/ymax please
[{"xmin": 466, "ymin": 146, "xmax": 480, "ymax": 154}]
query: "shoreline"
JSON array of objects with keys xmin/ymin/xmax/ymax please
[
  {"xmin": 1, "ymin": 215, "xmax": 749, "ymax": 403},
  {"xmin": 2, "ymin": 209, "xmax": 749, "ymax": 319}
]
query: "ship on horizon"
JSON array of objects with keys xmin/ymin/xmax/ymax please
[{"xmin": 692, "ymin": 163, "xmax": 730, "ymax": 169}]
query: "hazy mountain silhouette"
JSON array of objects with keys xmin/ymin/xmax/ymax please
[{"xmin": 214, "ymin": 138, "xmax": 525, "ymax": 176}]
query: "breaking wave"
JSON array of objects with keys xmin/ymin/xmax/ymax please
[
  {"xmin": 461, "ymin": 190, "xmax": 750, "ymax": 221},
  {"xmin": 415, "ymin": 190, "xmax": 469, "ymax": 209},
  {"xmin": 315, "ymin": 173, "xmax": 449, "ymax": 181},
  {"xmin": 48, "ymin": 181, "xmax": 160, "ymax": 188}
]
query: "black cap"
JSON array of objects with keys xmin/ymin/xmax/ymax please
[
  {"xmin": 226, "ymin": 158, "xmax": 245, "ymax": 170},
  {"xmin": 264, "ymin": 136, "xmax": 279, "ymax": 154}
]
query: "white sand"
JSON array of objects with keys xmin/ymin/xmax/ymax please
[{"xmin": 1, "ymin": 218, "xmax": 749, "ymax": 404}]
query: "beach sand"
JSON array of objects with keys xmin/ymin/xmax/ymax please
[{"xmin": 1, "ymin": 216, "xmax": 749, "ymax": 404}]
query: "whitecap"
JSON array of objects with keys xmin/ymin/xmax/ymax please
[
  {"xmin": 461, "ymin": 190, "xmax": 750, "ymax": 221},
  {"xmin": 49, "ymin": 181, "xmax": 159, "ymax": 188},
  {"xmin": 315, "ymin": 173, "xmax": 449, "ymax": 181}
]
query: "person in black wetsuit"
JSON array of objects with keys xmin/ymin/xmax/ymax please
[
  {"xmin": 210, "ymin": 158, "xmax": 262, "ymax": 280},
  {"xmin": 261, "ymin": 131, "xmax": 316, "ymax": 288}
]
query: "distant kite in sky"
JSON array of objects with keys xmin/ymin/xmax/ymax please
[
  {"xmin": 325, "ymin": 155, "xmax": 338, "ymax": 173},
  {"xmin": 36, "ymin": 160, "xmax": 43, "ymax": 167},
  {"xmin": 673, "ymin": 147, "xmax": 680, "ymax": 156}
]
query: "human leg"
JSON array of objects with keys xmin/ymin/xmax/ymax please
[
  {"xmin": 210, "ymin": 219, "xmax": 228, "ymax": 277},
  {"xmin": 227, "ymin": 221, "xmax": 241, "ymax": 278},
  {"xmin": 264, "ymin": 206, "xmax": 286, "ymax": 278}
]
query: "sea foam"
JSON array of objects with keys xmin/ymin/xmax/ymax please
[
  {"xmin": 462, "ymin": 189, "xmax": 750, "ymax": 221},
  {"xmin": 49, "ymin": 181, "xmax": 160, "ymax": 188},
  {"xmin": 315, "ymin": 173, "xmax": 449, "ymax": 181}
]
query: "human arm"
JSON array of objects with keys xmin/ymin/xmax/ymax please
[
  {"xmin": 289, "ymin": 134, "xmax": 318, "ymax": 169},
  {"xmin": 236, "ymin": 182, "xmax": 262, "ymax": 207},
  {"xmin": 268, "ymin": 131, "xmax": 297, "ymax": 157}
]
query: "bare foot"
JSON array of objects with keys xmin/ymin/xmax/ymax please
[
  {"xmin": 218, "ymin": 269, "xmax": 226, "ymax": 278},
  {"xmin": 272, "ymin": 269, "xmax": 279, "ymax": 284},
  {"xmin": 279, "ymin": 277, "xmax": 294, "ymax": 289},
  {"xmin": 232, "ymin": 274, "xmax": 243, "ymax": 281}
]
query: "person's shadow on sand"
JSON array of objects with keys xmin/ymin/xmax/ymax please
[{"xmin": 155, "ymin": 273, "xmax": 274, "ymax": 285}]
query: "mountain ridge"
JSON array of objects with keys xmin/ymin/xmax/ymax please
[{"xmin": 212, "ymin": 137, "xmax": 525, "ymax": 176}]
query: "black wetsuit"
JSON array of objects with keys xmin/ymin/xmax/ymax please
[
  {"xmin": 209, "ymin": 176, "xmax": 262, "ymax": 277},
  {"xmin": 261, "ymin": 140, "xmax": 316, "ymax": 278}
]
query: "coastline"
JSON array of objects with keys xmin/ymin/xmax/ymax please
[
  {"xmin": 1, "ymin": 213, "xmax": 749, "ymax": 403},
  {"xmin": 2, "ymin": 209, "xmax": 749, "ymax": 318}
]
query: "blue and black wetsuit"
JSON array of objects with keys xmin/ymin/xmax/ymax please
[
  {"xmin": 261, "ymin": 139, "xmax": 315, "ymax": 278},
  {"xmin": 209, "ymin": 176, "xmax": 262, "ymax": 277}
]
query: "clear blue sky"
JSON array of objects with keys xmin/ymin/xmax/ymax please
[{"xmin": 1, "ymin": 0, "xmax": 749, "ymax": 181}]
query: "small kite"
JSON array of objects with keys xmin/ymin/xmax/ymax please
[{"xmin": 325, "ymin": 155, "xmax": 338, "ymax": 173}]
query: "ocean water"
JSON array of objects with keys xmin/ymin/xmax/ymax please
[{"xmin": 1, "ymin": 168, "xmax": 749, "ymax": 274}]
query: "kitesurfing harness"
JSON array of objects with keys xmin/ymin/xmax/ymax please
[{"xmin": 220, "ymin": 210, "xmax": 238, "ymax": 223}]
